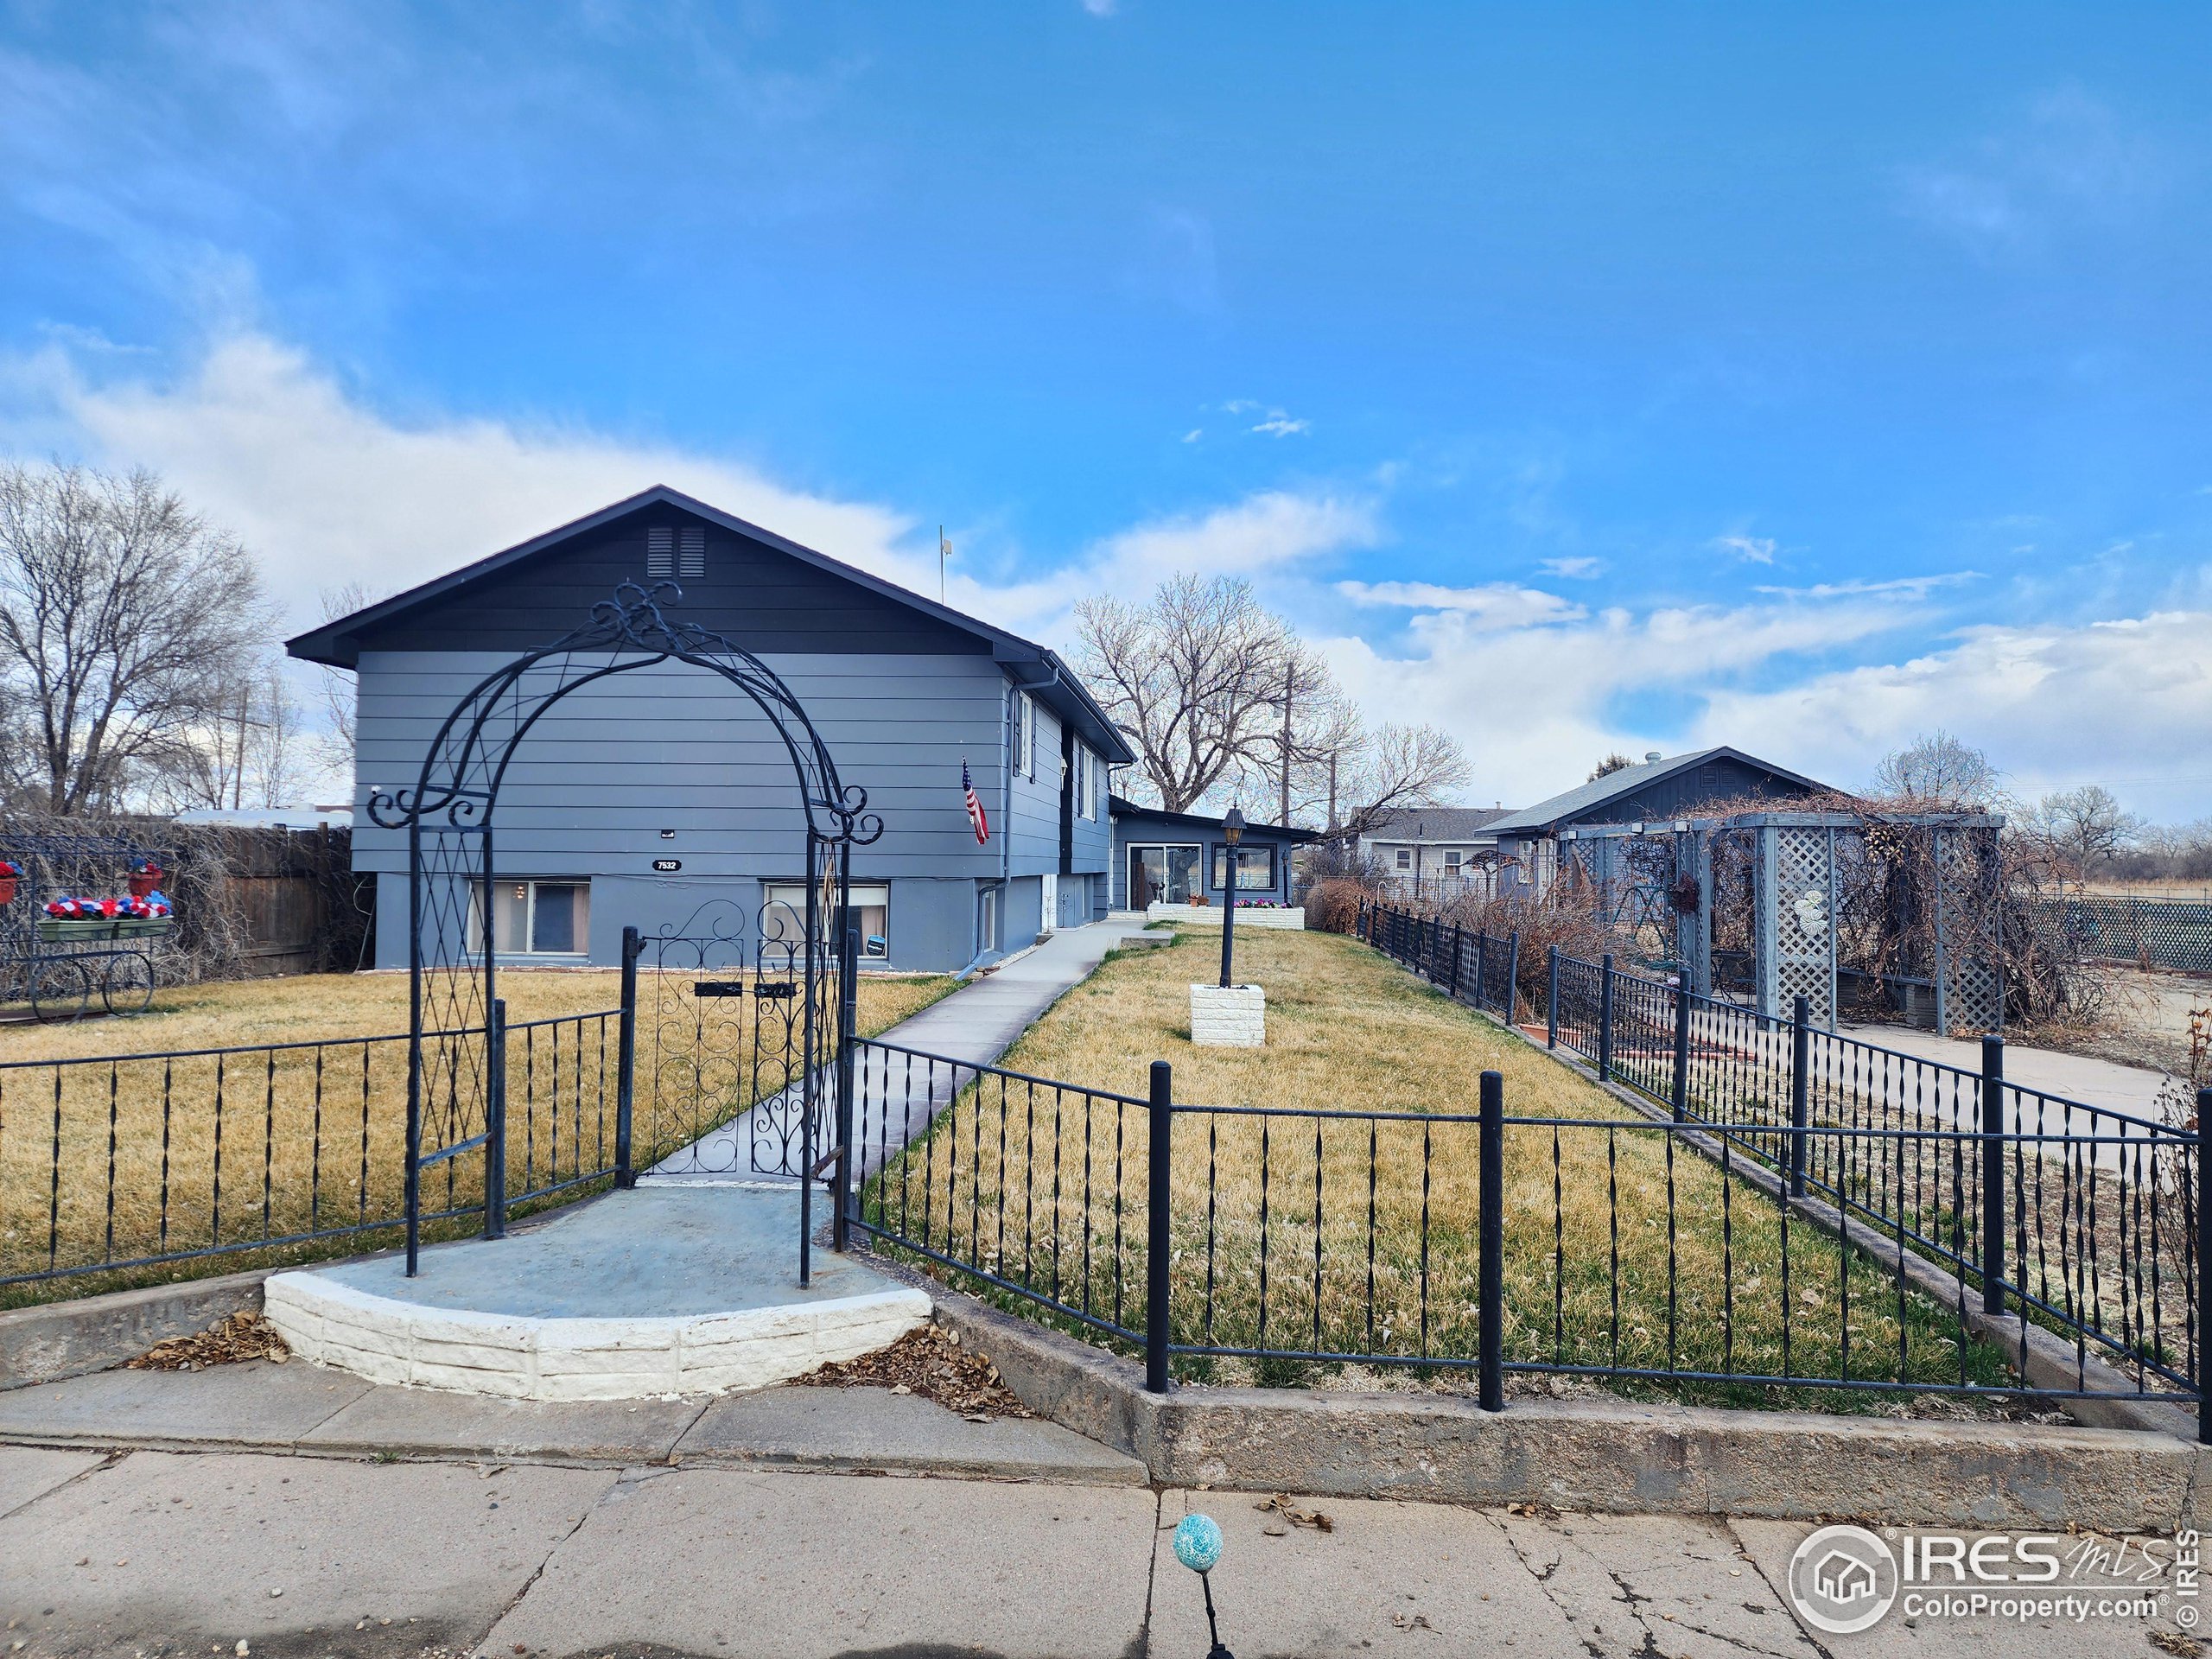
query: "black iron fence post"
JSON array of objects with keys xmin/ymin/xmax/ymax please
[
  {"xmin": 1146, "ymin": 1059, "xmax": 1174, "ymax": 1394},
  {"xmin": 1546, "ymin": 946, "xmax": 1560, "ymax": 1049},
  {"xmin": 1596, "ymin": 953, "xmax": 1615, "ymax": 1082},
  {"xmin": 613, "ymin": 925, "xmax": 641, "ymax": 1189},
  {"xmin": 1789, "ymin": 994, "xmax": 1809, "ymax": 1199},
  {"xmin": 1980, "ymin": 1034, "xmax": 2005, "ymax": 1316},
  {"xmin": 1478, "ymin": 1068, "xmax": 1504, "ymax": 1412},
  {"xmin": 1447, "ymin": 924, "xmax": 1463, "ymax": 999},
  {"xmin": 1472, "ymin": 930, "xmax": 1486, "ymax": 1009},
  {"xmin": 2200, "ymin": 1086, "xmax": 2212, "ymax": 1446},
  {"xmin": 833, "ymin": 923, "xmax": 861, "ymax": 1252},
  {"xmin": 1504, "ymin": 931, "xmax": 1522, "ymax": 1026},
  {"xmin": 1670, "ymin": 978, "xmax": 1691, "ymax": 1122},
  {"xmin": 484, "ymin": 997, "xmax": 507, "ymax": 1239}
]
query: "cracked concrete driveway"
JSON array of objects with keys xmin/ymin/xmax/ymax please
[{"xmin": 0, "ymin": 1445, "xmax": 2186, "ymax": 1656}]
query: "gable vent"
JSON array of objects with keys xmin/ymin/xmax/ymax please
[
  {"xmin": 646, "ymin": 526, "xmax": 674, "ymax": 579},
  {"xmin": 679, "ymin": 525, "xmax": 704, "ymax": 578}
]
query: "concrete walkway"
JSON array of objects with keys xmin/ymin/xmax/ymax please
[
  {"xmin": 1839, "ymin": 1020, "xmax": 2178, "ymax": 1122},
  {"xmin": 0, "ymin": 1436, "xmax": 2173, "ymax": 1656},
  {"xmin": 647, "ymin": 914, "xmax": 1159, "ymax": 1181}
]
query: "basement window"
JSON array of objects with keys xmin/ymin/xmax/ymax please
[{"xmin": 484, "ymin": 880, "xmax": 590, "ymax": 956}]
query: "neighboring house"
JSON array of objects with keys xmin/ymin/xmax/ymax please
[
  {"xmin": 1485, "ymin": 747, "xmax": 1831, "ymax": 894},
  {"xmin": 286, "ymin": 486, "xmax": 1135, "ymax": 974},
  {"xmin": 1107, "ymin": 796, "xmax": 1316, "ymax": 911},
  {"xmin": 173, "ymin": 805, "xmax": 354, "ymax": 831},
  {"xmin": 1357, "ymin": 806, "xmax": 1513, "ymax": 900}
]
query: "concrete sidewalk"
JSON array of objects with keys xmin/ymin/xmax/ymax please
[
  {"xmin": 0, "ymin": 1355, "xmax": 1144, "ymax": 1481},
  {"xmin": 0, "ymin": 1441, "xmax": 2174, "ymax": 1657}
]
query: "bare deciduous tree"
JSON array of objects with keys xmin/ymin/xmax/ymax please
[
  {"xmin": 1074, "ymin": 574, "xmax": 1303, "ymax": 813},
  {"xmin": 2024, "ymin": 784, "xmax": 2143, "ymax": 874},
  {"xmin": 0, "ymin": 463, "xmax": 271, "ymax": 812},
  {"xmin": 1873, "ymin": 730, "xmax": 1999, "ymax": 806},
  {"xmin": 1332, "ymin": 722, "xmax": 1471, "ymax": 840}
]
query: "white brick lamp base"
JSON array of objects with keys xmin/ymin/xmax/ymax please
[{"xmin": 1191, "ymin": 983, "xmax": 1266, "ymax": 1047}]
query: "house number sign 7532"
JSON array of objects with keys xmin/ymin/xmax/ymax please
[{"xmin": 652, "ymin": 858, "xmax": 682, "ymax": 873}]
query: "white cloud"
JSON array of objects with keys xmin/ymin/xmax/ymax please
[
  {"xmin": 1539, "ymin": 556, "xmax": 1604, "ymax": 580},
  {"xmin": 1713, "ymin": 533, "xmax": 1777, "ymax": 565},
  {"xmin": 3, "ymin": 333, "xmax": 920, "ymax": 625},
  {"xmin": 1751, "ymin": 572, "xmax": 1980, "ymax": 602},
  {"xmin": 1082, "ymin": 0, "xmax": 1118, "ymax": 14},
  {"xmin": 1335, "ymin": 580, "xmax": 1584, "ymax": 632},
  {"xmin": 1180, "ymin": 428, "xmax": 1203, "ymax": 443},
  {"xmin": 1, "ymin": 330, "xmax": 1380, "ymax": 649},
  {"xmin": 1903, "ymin": 86, "xmax": 2168, "ymax": 252},
  {"xmin": 1081, "ymin": 490, "xmax": 1378, "ymax": 588},
  {"xmin": 1250, "ymin": 413, "xmax": 1309, "ymax": 437},
  {"xmin": 1693, "ymin": 612, "xmax": 2212, "ymax": 811}
]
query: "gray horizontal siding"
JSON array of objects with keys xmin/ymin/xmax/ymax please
[
  {"xmin": 353, "ymin": 651, "xmax": 1046, "ymax": 879},
  {"xmin": 1005, "ymin": 698, "xmax": 1062, "ymax": 878}
]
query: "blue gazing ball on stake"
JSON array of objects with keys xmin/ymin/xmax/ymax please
[{"xmin": 1173, "ymin": 1512, "xmax": 1224, "ymax": 1575}]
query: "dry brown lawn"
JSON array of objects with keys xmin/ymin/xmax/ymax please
[
  {"xmin": 868, "ymin": 926, "xmax": 2013, "ymax": 1403},
  {"xmin": 3, "ymin": 968, "xmax": 953, "ymax": 1304}
]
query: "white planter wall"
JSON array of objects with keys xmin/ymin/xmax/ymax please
[{"xmin": 1148, "ymin": 903, "xmax": 1305, "ymax": 930}]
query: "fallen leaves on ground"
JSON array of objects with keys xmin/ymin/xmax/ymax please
[
  {"xmin": 793, "ymin": 1323, "xmax": 1032, "ymax": 1420},
  {"xmin": 2151, "ymin": 1631, "xmax": 2202, "ymax": 1657},
  {"xmin": 127, "ymin": 1310, "xmax": 289, "ymax": 1370},
  {"xmin": 1255, "ymin": 1493, "xmax": 1334, "ymax": 1533}
]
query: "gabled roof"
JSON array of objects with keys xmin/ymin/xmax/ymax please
[
  {"xmin": 1360, "ymin": 806, "xmax": 1512, "ymax": 842},
  {"xmin": 1484, "ymin": 746, "xmax": 1831, "ymax": 836},
  {"xmin": 284, "ymin": 485, "xmax": 1133, "ymax": 764},
  {"xmin": 1106, "ymin": 795, "xmax": 1319, "ymax": 842}
]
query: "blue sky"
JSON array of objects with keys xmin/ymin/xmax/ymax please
[{"xmin": 3, "ymin": 2, "xmax": 2209, "ymax": 817}]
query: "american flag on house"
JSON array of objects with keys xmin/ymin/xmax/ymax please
[{"xmin": 962, "ymin": 760, "xmax": 989, "ymax": 844}]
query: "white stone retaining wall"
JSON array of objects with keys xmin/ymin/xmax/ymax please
[
  {"xmin": 1147, "ymin": 903, "xmax": 1304, "ymax": 929},
  {"xmin": 264, "ymin": 1270, "xmax": 931, "ymax": 1402}
]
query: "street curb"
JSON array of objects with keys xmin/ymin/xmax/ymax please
[
  {"xmin": 874, "ymin": 1252, "xmax": 2207, "ymax": 1532},
  {"xmin": 0, "ymin": 1268, "xmax": 270, "ymax": 1391}
]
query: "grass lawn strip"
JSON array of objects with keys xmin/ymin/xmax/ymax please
[
  {"xmin": 3, "ymin": 969, "xmax": 956, "ymax": 1303},
  {"xmin": 868, "ymin": 926, "xmax": 2023, "ymax": 1414}
]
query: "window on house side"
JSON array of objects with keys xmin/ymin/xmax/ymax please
[
  {"xmin": 1395, "ymin": 849, "xmax": 1411, "ymax": 869},
  {"xmin": 485, "ymin": 880, "xmax": 591, "ymax": 956}
]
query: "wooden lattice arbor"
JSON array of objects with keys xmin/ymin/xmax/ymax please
[{"xmin": 1556, "ymin": 810, "xmax": 2005, "ymax": 1035}]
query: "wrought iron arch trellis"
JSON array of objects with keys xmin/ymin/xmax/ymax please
[{"xmin": 367, "ymin": 582, "xmax": 883, "ymax": 1274}]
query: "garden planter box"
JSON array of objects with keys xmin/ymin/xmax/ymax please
[
  {"xmin": 1147, "ymin": 902, "xmax": 1305, "ymax": 930},
  {"xmin": 0, "ymin": 878, "xmax": 16, "ymax": 906},
  {"xmin": 35, "ymin": 917, "xmax": 175, "ymax": 942},
  {"xmin": 1190, "ymin": 983, "xmax": 1265, "ymax": 1047}
]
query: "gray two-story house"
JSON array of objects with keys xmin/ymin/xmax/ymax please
[{"xmin": 286, "ymin": 486, "xmax": 1133, "ymax": 975}]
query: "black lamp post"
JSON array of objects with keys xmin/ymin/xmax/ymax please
[{"xmin": 1218, "ymin": 806, "xmax": 1244, "ymax": 989}]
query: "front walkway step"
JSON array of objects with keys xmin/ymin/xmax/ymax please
[
  {"xmin": 263, "ymin": 1185, "xmax": 928, "ymax": 1401},
  {"xmin": 673, "ymin": 1383, "xmax": 1146, "ymax": 1484}
]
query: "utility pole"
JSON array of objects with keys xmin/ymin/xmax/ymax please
[
  {"xmin": 1279, "ymin": 664, "xmax": 1294, "ymax": 830},
  {"xmin": 938, "ymin": 527, "xmax": 951, "ymax": 603}
]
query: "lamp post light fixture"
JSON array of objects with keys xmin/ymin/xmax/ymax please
[{"xmin": 1218, "ymin": 805, "xmax": 1244, "ymax": 989}]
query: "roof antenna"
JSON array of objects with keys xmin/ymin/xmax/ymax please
[{"xmin": 939, "ymin": 526, "xmax": 952, "ymax": 603}]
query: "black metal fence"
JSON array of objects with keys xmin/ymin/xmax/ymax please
[
  {"xmin": 1, "ymin": 1001, "xmax": 625, "ymax": 1296},
  {"xmin": 2043, "ymin": 893, "xmax": 2212, "ymax": 973},
  {"xmin": 842, "ymin": 901, "xmax": 2209, "ymax": 1432},
  {"xmin": 1356, "ymin": 899, "xmax": 2207, "ymax": 1421}
]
